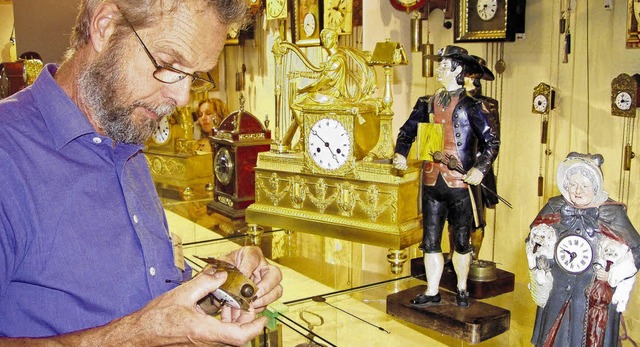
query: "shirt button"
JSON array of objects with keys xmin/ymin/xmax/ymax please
[
  {"xmin": 133, "ymin": 215, "xmax": 139, "ymax": 224},
  {"xmin": 456, "ymin": 133, "xmax": 460, "ymax": 137},
  {"xmin": 92, "ymin": 137, "xmax": 102, "ymax": 144},
  {"xmin": 443, "ymin": 172, "xmax": 448, "ymax": 177},
  {"xmin": 457, "ymin": 142, "xmax": 462, "ymax": 146},
  {"xmin": 149, "ymin": 267, "xmax": 156, "ymax": 276},
  {"xmin": 454, "ymin": 123, "xmax": 459, "ymax": 128}
]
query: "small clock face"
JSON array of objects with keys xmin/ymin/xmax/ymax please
[
  {"xmin": 554, "ymin": 234, "xmax": 593, "ymax": 274},
  {"xmin": 214, "ymin": 147, "xmax": 234, "ymax": 185},
  {"xmin": 303, "ymin": 12, "xmax": 317, "ymax": 37},
  {"xmin": 533, "ymin": 94, "xmax": 548, "ymax": 113},
  {"xmin": 476, "ymin": 0, "xmax": 498, "ymax": 20},
  {"xmin": 267, "ymin": 0, "xmax": 287, "ymax": 19},
  {"xmin": 151, "ymin": 116, "xmax": 171, "ymax": 145},
  {"xmin": 307, "ymin": 118, "xmax": 352, "ymax": 170},
  {"xmin": 615, "ymin": 91, "xmax": 633, "ymax": 110}
]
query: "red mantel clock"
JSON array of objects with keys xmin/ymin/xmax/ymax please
[{"xmin": 208, "ymin": 102, "xmax": 271, "ymax": 221}]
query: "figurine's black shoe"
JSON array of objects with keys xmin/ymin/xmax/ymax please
[
  {"xmin": 410, "ymin": 293, "xmax": 441, "ymax": 305},
  {"xmin": 456, "ymin": 289, "xmax": 470, "ymax": 307}
]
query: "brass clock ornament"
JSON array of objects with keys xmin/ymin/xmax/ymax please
[
  {"xmin": 266, "ymin": 0, "xmax": 287, "ymax": 20},
  {"xmin": 532, "ymin": 82, "xmax": 555, "ymax": 115},
  {"xmin": 554, "ymin": 234, "xmax": 594, "ymax": 274},
  {"xmin": 611, "ymin": 73, "xmax": 640, "ymax": 117},
  {"xmin": 454, "ymin": 0, "xmax": 525, "ymax": 42},
  {"xmin": 247, "ymin": 0, "xmax": 263, "ymax": 16},
  {"xmin": 324, "ymin": 0, "xmax": 353, "ymax": 35},
  {"xmin": 293, "ymin": 0, "xmax": 322, "ymax": 46}
]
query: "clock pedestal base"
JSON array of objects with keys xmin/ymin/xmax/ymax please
[
  {"xmin": 145, "ymin": 152, "xmax": 214, "ymax": 199},
  {"xmin": 246, "ymin": 151, "xmax": 423, "ymax": 252},
  {"xmin": 386, "ymin": 285, "xmax": 510, "ymax": 344},
  {"xmin": 410, "ymin": 256, "xmax": 515, "ymax": 299}
]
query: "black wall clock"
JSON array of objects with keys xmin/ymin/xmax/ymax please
[{"xmin": 454, "ymin": 0, "xmax": 526, "ymax": 42}]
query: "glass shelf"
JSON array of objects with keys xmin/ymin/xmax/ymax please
[{"xmin": 162, "ymin": 195, "xmax": 538, "ymax": 347}]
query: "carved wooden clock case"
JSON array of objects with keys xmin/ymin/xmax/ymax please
[{"xmin": 207, "ymin": 106, "xmax": 271, "ymax": 220}]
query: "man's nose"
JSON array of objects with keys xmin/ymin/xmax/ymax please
[{"xmin": 163, "ymin": 78, "xmax": 192, "ymax": 107}]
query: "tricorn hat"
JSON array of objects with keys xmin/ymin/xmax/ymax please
[
  {"xmin": 426, "ymin": 45, "xmax": 483, "ymax": 77},
  {"xmin": 471, "ymin": 55, "xmax": 495, "ymax": 81}
]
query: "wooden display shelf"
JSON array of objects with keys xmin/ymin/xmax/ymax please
[{"xmin": 386, "ymin": 285, "xmax": 510, "ymax": 344}]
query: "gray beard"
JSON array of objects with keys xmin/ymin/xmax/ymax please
[{"xmin": 77, "ymin": 42, "xmax": 175, "ymax": 144}]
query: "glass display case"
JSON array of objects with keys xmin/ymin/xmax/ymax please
[{"xmin": 160, "ymin": 194, "xmax": 539, "ymax": 346}]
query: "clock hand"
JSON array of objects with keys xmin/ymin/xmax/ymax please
[
  {"xmin": 311, "ymin": 130, "xmax": 340, "ymax": 161},
  {"xmin": 561, "ymin": 248, "xmax": 577, "ymax": 262}
]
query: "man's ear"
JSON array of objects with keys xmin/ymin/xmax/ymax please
[{"xmin": 88, "ymin": 2, "xmax": 120, "ymax": 53}]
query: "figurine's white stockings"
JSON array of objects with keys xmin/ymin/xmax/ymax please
[
  {"xmin": 424, "ymin": 253, "xmax": 444, "ymax": 295},
  {"xmin": 452, "ymin": 251, "xmax": 471, "ymax": 291}
]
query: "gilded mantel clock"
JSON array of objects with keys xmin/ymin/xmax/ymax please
[
  {"xmin": 0, "ymin": 60, "xmax": 43, "ymax": 99},
  {"xmin": 611, "ymin": 73, "xmax": 640, "ymax": 117},
  {"xmin": 454, "ymin": 0, "xmax": 526, "ymax": 42},
  {"xmin": 208, "ymin": 104, "xmax": 271, "ymax": 220},
  {"xmin": 145, "ymin": 107, "xmax": 214, "ymax": 198}
]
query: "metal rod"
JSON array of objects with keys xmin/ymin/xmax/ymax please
[
  {"xmin": 313, "ymin": 296, "xmax": 391, "ymax": 334},
  {"xmin": 277, "ymin": 314, "xmax": 337, "ymax": 347}
]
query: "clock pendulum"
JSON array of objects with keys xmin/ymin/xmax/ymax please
[{"xmin": 531, "ymin": 82, "xmax": 555, "ymax": 199}]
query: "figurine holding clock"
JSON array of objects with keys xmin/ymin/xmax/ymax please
[{"xmin": 526, "ymin": 152, "xmax": 640, "ymax": 347}]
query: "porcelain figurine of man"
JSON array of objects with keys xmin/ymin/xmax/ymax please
[{"xmin": 393, "ymin": 45, "xmax": 500, "ymax": 307}]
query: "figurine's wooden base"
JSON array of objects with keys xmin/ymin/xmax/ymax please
[
  {"xmin": 410, "ymin": 256, "xmax": 515, "ymax": 299},
  {"xmin": 386, "ymin": 285, "xmax": 510, "ymax": 344}
]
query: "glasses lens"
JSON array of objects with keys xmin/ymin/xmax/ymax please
[
  {"xmin": 191, "ymin": 71, "xmax": 215, "ymax": 91},
  {"xmin": 153, "ymin": 67, "xmax": 186, "ymax": 84}
]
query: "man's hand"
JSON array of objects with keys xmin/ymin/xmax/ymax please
[
  {"xmin": 392, "ymin": 153, "xmax": 408, "ymax": 170},
  {"xmin": 462, "ymin": 167, "xmax": 483, "ymax": 186},
  {"xmin": 1, "ymin": 247, "xmax": 283, "ymax": 346}
]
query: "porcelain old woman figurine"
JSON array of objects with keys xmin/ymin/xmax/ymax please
[{"xmin": 526, "ymin": 152, "xmax": 640, "ymax": 346}]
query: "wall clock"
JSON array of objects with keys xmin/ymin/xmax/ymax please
[
  {"xmin": 627, "ymin": 0, "xmax": 640, "ymax": 47},
  {"xmin": 389, "ymin": 0, "xmax": 428, "ymax": 13},
  {"xmin": 247, "ymin": 0, "xmax": 263, "ymax": 16},
  {"xmin": 266, "ymin": 0, "xmax": 287, "ymax": 20},
  {"xmin": 454, "ymin": 0, "xmax": 525, "ymax": 42},
  {"xmin": 531, "ymin": 82, "xmax": 555, "ymax": 115},
  {"xmin": 293, "ymin": 0, "xmax": 322, "ymax": 46},
  {"xmin": 611, "ymin": 73, "xmax": 640, "ymax": 117},
  {"xmin": 554, "ymin": 234, "xmax": 593, "ymax": 274},
  {"xmin": 324, "ymin": 0, "xmax": 353, "ymax": 35}
]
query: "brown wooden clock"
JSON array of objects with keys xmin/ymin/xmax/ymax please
[
  {"xmin": 292, "ymin": 0, "xmax": 322, "ymax": 46},
  {"xmin": 454, "ymin": 0, "xmax": 525, "ymax": 42},
  {"xmin": 208, "ymin": 105, "xmax": 271, "ymax": 220}
]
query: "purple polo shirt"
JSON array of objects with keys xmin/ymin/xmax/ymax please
[{"xmin": 0, "ymin": 64, "xmax": 181, "ymax": 337}]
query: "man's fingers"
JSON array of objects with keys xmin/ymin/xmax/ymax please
[{"xmin": 182, "ymin": 270, "xmax": 228, "ymax": 305}]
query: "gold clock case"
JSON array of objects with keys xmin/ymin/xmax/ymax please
[
  {"xmin": 145, "ymin": 108, "xmax": 214, "ymax": 197},
  {"xmin": 532, "ymin": 82, "xmax": 553, "ymax": 115},
  {"xmin": 246, "ymin": 153, "xmax": 423, "ymax": 249}
]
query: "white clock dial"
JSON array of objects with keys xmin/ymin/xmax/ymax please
[
  {"xmin": 476, "ymin": 0, "xmax": 498, "ymax": 21},
  {"xmin": 303, "ymin": 12, "xmax": 317, "ymax": 37},
  {"xmin": 152, "ymin": 116, "xmax": 171, "ymax": 145},
  {"xmin": 554, "ymin": 234, "xmax": 593, "ymax": 274},
  {"xmin": 327, "ymin": 0, "xmax": 347, "ymax": 29},
  {"xmin": 533, "ymin": 94, "xmax": 548, "ymax": 113},
  {"xmin": 307, "ymin": 118, "xmax": 352, "ymax": 170},
  {"xmin": 267, "ymin": 0, "xmax": 286, "ymax": 19},
  {"xmin": 615, "ymin": 91, "xmax": 633, "ymax": 111}
]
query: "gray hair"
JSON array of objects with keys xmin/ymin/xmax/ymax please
[{"xmin": 66, "ymin": 0, "xmax": 247, "ymax": 57}]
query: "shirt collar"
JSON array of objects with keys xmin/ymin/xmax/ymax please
[{"xmin": 31, "ymin": 64, "xmax": 97, "ymax": 150}]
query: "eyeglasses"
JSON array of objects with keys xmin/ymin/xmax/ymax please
[{"xmin": 122, "ymin": 16, "xmax": 216, "ymax": 90}]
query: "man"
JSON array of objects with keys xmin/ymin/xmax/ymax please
[
  {"xmin": 392, "ymin": 46, "xmax": 500, "ymax": 307},
  {"xmin": 0, "ymin": 0, "xmax": 282, "ymax": 345}
]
